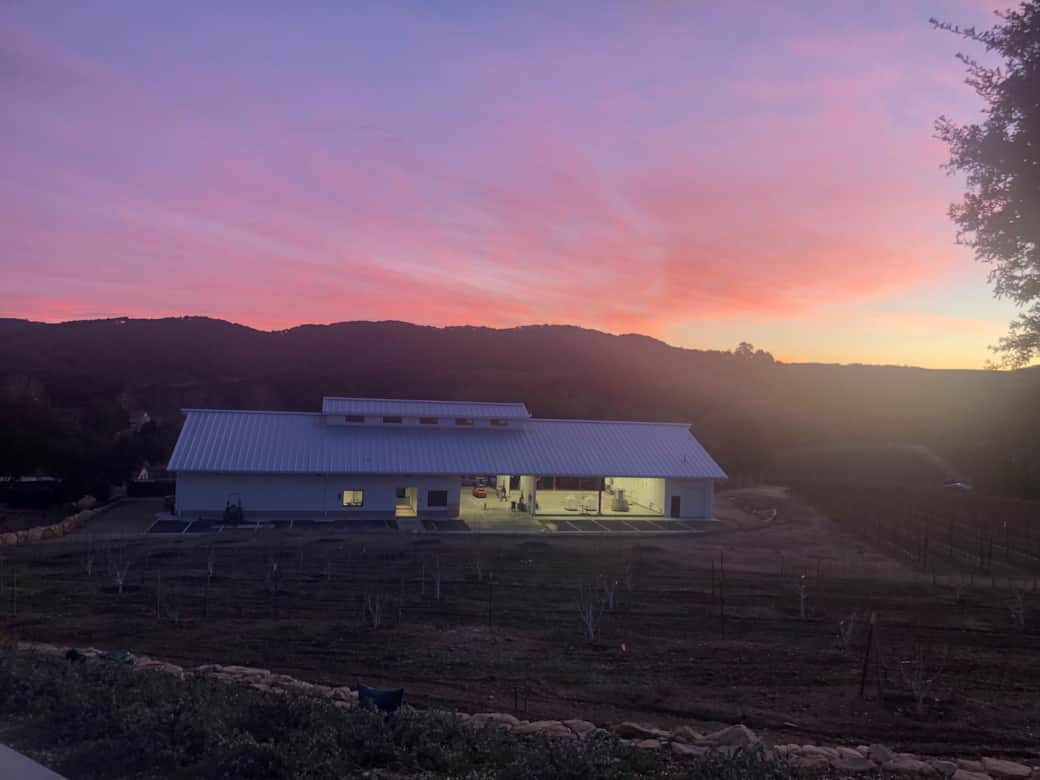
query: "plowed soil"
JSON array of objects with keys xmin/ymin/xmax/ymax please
[{"xmin": 1, "ymin": 488, "xmax": 1037, "ymax": 760}]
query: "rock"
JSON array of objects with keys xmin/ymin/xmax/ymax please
[
  {"xmin": 17, "ymin": 641, "xmax": 62, "ymax": 656},
  {"xmin": 951, "ymin": 771, "xmax": 992, "ymax": 780},
  {"xmin": 331, "ymin": 687, "xmax": 357, "ymax": 702},
  {"xmin": 671, "ymin": 725, "xmax": 704, "ymax": 744},
  {"xmin": 930, "ymin": 760, "xmax": 958, "ymax": 777},
  {"xmin": 671, "ymin": 742, "xmax": 706, "ymax": 758},
  {"xmin": 0, "ymin": 532, "xmax": 17, "ymax": 545},
  {"xmin": 884, "ymin": 758, "xmax": 938, "ymax": 776},
  {"xmin": 788, "ymin": 755, "xmax": 830, "ymax": 770},
  {"xmin": 512, "ymin": 720, "xmax": 575, "ymax": 739},
  {"xmin": 838, "ymin": 747, "xmax": 865, "ymax": 760},
  {"xmin": 959, "ymin": 761, "xmax": 987, "ymax": 773},
  {"xmin": 309, "ymin": 684, "xmax": 333, "ymax": 698},
  {"xmin": 249, "ymin": 682, "xmax": 285, "ymax": 695},
  {"xmin": 832, "ymin": 756, "xmax": 877, "ymax": 773},
  {"xmin": 612, "ymin": 722, "xmax": 670, "ymax": 740},
  {"xmin": 773, "ymin": 744, "xmax": 798, "ymax": 757},
  {"xmin": 563, "ymin": 719, "xmax": 597, "ymax": 737},
  {"xmin": 703, "ymin": 724, "xmax": 759, "ymax": 747},
  {"xmin": 635, "ymin": 739, "xmax": 661, "ymax": 750},
  {"xmin": 870, "ymin": 744, "xmax": 896, "ymax": 764},
  {"xmin": 802, "ymin": 745, "xmax": 840, "ymax": 760},
  {"xmin": 220, "ymin": 665, "xmax": 272, "ymax": 677},
  {"xmin": 470, "ymin": 712, "xmax": 520, "ymax": 729},
  {"xmin": 134, "ymin": 661, "xmax": 184, "ymax": 679},
  {"xmin": 981, "ymin": 758, "xmax": 1032, "ymax": 779}
]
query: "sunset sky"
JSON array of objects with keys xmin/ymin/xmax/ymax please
[{"xmin": 1, "ymin": 1, "xmax": 1024, "ymax": 368}]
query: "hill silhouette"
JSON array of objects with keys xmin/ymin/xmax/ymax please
[{"xmin": 1, "ymin": 317, "xmax": 1038, "ymax": 499}]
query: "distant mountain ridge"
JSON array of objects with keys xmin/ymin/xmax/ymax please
[{"xmin": 1, "ymin": 317, "xmax": 1038, "ymax": 497}]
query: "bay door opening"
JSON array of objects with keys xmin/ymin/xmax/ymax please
[{"xmin": 395, "ymin": 486, "xmax": 417, "ymax": 517}]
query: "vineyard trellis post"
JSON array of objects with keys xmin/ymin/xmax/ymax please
[
  {"xmin": 204, "ymin": 545, "xmax": 215, "ymax": 618},
  {"xmin": 719, "ymin": 550, "xmax": 726, "ymax": 639},
  {"xmin": 859, "ymin": 610, "xmax": 884, "ymax": 700},
  {"xmin": 487, "ymin": 576, "xmax": 494, "ymax": 628}
]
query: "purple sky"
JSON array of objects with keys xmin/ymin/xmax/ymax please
[{"xmin": 1, "ymin": 0, "xmax": 1022, "ymax": 366}]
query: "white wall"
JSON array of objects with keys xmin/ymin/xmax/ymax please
[
  {"xmin": 176, "ymin": 473, "xmax": 461, "ymax": 517},
  {"xmin": 609, "ymin": 477, "xmax": 665, "ymax": 514},
  {"xmin": 663, "ymin": 478, "xmax": 715, "ymax": 519},
  {"xmin": 175, "ymin": 471, "xmax": 714, "ymax": 520},
  {"xmin": 414, "ymin": 479, "xmax": 461, "ymax": 513}
]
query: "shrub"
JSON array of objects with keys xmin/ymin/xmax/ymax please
[{"xmin": 0, "ymin": 647, "xmax": 821, "ymax": 779}]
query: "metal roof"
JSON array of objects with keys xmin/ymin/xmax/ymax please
[
  {"xmin": 169, "ymin": 410, "xmax": 726, "ymax": 479},
  {"xmin": 321, "ymin": 397, "xmax": 530, "ymax": 419}
]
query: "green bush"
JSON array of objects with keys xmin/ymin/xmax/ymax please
[{"xmin": 0, "ymin": 648, "xmax": 820, "ymax": 779}]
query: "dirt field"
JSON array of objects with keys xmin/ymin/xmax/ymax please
[{"xmin": 0, "ymin": 487, "xmax": 1037, "ymax": 760}]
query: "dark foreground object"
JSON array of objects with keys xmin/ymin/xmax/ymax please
[
  {"xmin": 0, "ymin": 744, "xmax": 66, "ymax": 780},
  {"xmin": 357, "ymin": 683, "xmax": 404, "ymax": 714}
]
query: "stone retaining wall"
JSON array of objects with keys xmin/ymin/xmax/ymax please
[
  {"xmin": 0, "ymin": 509, "xmax": 94, "ymax": 546},
  {"xmin": 12, "ymin": 641, "xmax": 1040, "ymax": 779},
  {"xmin": 0, "ymin": 497, "xmax": 125, "ymax": 546}
]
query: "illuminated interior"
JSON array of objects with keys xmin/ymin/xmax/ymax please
[
  {"xmin": 395, "ymin": 486, "xmax": 417, "ymax": 517},
  {"xmin": 533, "ymin": 477, "xmax": 665, "ymax": 516},
  {"xmin": 458, "ymin": 475, "xmax": 665, "ymax": 519}
]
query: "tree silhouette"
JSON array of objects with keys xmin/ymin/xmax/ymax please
[
  {"xmin": 733, "ymin": 342, "xmax": 775, "ymax": 363},
  {"xmin": 734, "ymin": 342, "xmax": 755, "ymax": 359},
  {"xmin": 933, "ymin": 4, "xmax": 1040, "ymax": 367}
]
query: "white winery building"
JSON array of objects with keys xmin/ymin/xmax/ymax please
[{"xmin": 167, "ymin": 397, "xmax": 726, "ymax": 526}]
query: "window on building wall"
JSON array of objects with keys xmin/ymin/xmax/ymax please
[
  {"xmin": 383, "ymin": 416, "xmax": 402, "ymax": 424},
  {"xmin": 427, "ymin": 490, "xmax": 448, "ymax": 507},
  {"xmin": 341, "ymin": 489, "xmax": 364, "ymax": 507},
  {"xmin": 344, "ymin": 415, "xmax": 364, "ymax": 423},
  {"xmin": 419, "ymin": 417, "xmax": 439, "ymax": 425},
  {"xmin": 489, "ymin": 419, "xmax": 509, "ymax": 427},
  {"xmin": 454, "ymin": 418, "xmax": 473, "ymax": 426}
]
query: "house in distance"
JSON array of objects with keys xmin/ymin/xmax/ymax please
[{"xmin": 167, "ymin": 397, "xmax": 726, "ymax": 529}]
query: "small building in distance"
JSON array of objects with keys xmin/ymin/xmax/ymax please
[{"xmin": 167, "ymin": 397, "xmax": 726, "ymax": 527}]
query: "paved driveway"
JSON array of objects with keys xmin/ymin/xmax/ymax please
[{"xmin": 79, "ymin": 498, "xmax": 164, "ymax": 536}]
